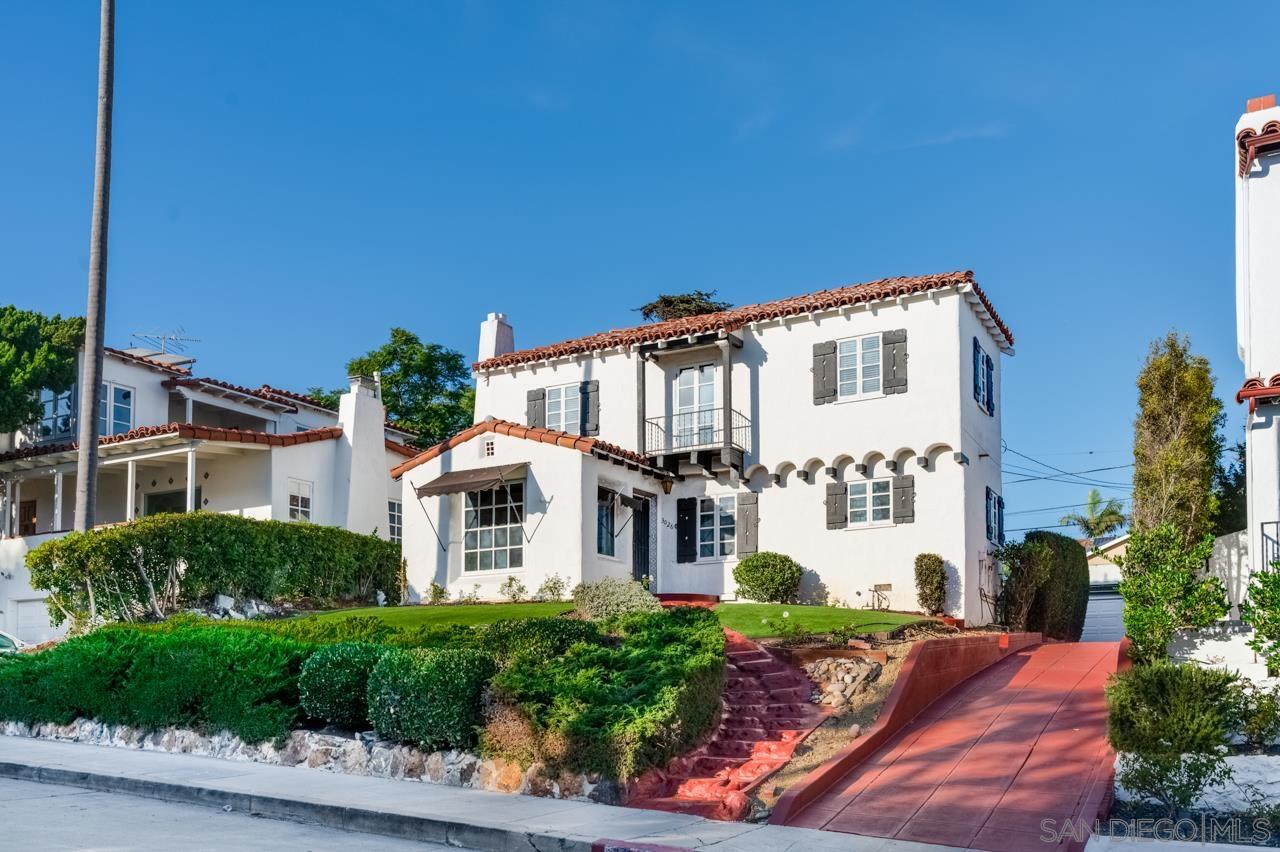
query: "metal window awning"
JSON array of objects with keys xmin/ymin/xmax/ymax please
[{"xmin": 414, "ymin": 463, "xmax": 527, "ymax": 498}]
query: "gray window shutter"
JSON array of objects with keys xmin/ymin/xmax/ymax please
[
  {"xmin": 892, "ymin": 475, "xmax": 915, "ymax": 524},
  {"xmin": 581, "ymin": 380, "xmax": 600, "ymax": 436},
  {"xmin": 825, "ymin": 482, "xmax": 847, "ymax": 530},
  {"xmin": 985, "ymin": 487, "xmax": 994, "ymax": 541},
  {"xmin": 813, "ymin": 341, "xmax": 837, "ymax": 405},
  {"xmin": 736, "ymin": 492, "xmax": 759, "ymax": 555},
  {"xmin": 997, "ymin": 495, "xmax": 1005, "ymax": 544},
  {"xmin": 882, "ymin": 329, "xmax": 908, "ymax": 395},
  {"xmin": 526, "ymin": 388, "xmax": 546, "ymax": 428},
  {"xmin": 984, "ymin": 354, "xmax": 995, "ymax": 416},
  {"xmin": 973, "ymin": 338, "xmax": 982, "ymax": 403},
  {"xmin": 676, "ymin": 497, "xmax": 697, "ymax": 563}
]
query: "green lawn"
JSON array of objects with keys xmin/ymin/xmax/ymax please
[
  {"xmin": 312, "ymin": 600, "xmax": 922, "ymax": 639},
  {"xmin": 311, "ymin": 601, "xmax": 574, "ymax": 628},
  {"xmin": 716, "ymin": 603, "xmax": 925, "ymax": 639}
]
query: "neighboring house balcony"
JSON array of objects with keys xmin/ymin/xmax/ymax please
[{"xmin": 644, "ymin": 408, "xmax": 751, "ymax": 474}]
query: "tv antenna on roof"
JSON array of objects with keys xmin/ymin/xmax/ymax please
[{"xmin": 130, "ymin": 327, "xmax": 201, "ymax": 354}]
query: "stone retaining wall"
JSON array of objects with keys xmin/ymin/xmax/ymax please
[{"xmin": 0, "ymin": 719, "xmax": 618, "ymax": 803}]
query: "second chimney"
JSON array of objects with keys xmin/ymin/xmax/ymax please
[{"xmin": 478, "ymin": 312, "xmax": 515, "ymax": 362}]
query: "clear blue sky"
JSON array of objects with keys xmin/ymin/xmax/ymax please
[{"xmin": 0, "ymin": 2, "xmax": 1260, "ymax": 534}]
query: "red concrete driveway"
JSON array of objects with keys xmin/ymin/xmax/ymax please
[{"xmin": 789, "ymin": 642, "xmax": 1120, "ymax": 851}]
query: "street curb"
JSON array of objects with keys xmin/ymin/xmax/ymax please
[{"xmin": 0, "ymin": 759, "xmax": 611, "ymax": 852}]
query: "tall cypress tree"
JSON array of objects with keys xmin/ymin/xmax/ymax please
[{"xmin": 1131, "ymin": 332, "xmax": 1224, "ymax": 545}]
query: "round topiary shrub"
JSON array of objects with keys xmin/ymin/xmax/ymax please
[
  {"xmin": 366, "ymin": 647, "xmax": 497, "ymax": 750},
  {"xmin": 913, "ymin": 553, "xmax": 946, "ymax": 615},
  {"xmin": 732, "ymin": 552, "xmax": 803, "ymax": 603},
  {"xmin": 299, "ymin": 642, "xmax": 387, "ymax": 728},
  {"xmin": 571, "ymin": 577, "xmax": 662, "ymax": 621}
]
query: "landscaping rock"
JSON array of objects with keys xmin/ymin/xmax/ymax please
[
  {"xmin": 803, "ymin": 656, "xmax": 882, "ymax": 714},
  {"xmin": 213, "ymin": 594, "xmax": 236, "ymax": 612}
]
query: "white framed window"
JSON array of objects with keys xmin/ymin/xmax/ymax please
[
  {"xmin": 545, "ymin": 384, "xmax": 581, "ymax": 434},
  {"xmin": 388, "ymin": 499, "xmax": 403, "ymax": 542},
  {"xmin": 698, "ymin": 495, "xmax": 736, "ymax": 560},
  {"xmin": 38, "ymin": 387, "xmax": 76, "ymax": 440},
  {"xmin": 597, "ymin": 487, "xmax": 616, "ymax": 557},
  {"xmin": 98, "ymin": 381, "xmax": 134, "ymax": 436},
  {"xmin": 483, "ymin": 439, "xmax": 495, "ymax": 457},
  {"xmin": 288, "ymin": 478, "xmax": 313, "ymax": 522},
  {"xmin": 848, "ymin": 478, "xmax": 893, "ymax": 527},
  {"xmin": 463, "ymin": 481, "xmax": 524, "ymax": 572},
  {"xmin": 837, "ymin": 334, "xmax": 883, "ymax": 400},
  {"xmin": 674, "ymin": 364, "xmax": 716, "ymax": 448}
]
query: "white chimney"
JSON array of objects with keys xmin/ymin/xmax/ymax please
[{"xmin": 478, "ymin": 312, "xmax": 515, "ymax": 362}]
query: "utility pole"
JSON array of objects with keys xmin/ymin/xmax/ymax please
[{"xmin": 74, "ymin": 0, "xmax": 115, "ymax": 533}]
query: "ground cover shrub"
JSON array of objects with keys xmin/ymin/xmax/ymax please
[
  {"xmin": 572, "ymin": 577, "xmax": 661, "ymax": 621},
  {"xmin": 732, "ymin": 552, "xmax": 803, "ymax": 604},
  {"xmin": 367, "ymin": 648, "xmax": 497, "ymax": 750},
  {"xmin": 486, "ymin": 606, "xmax": 725, "ymax": 780},
  {"xmin": 26, "ymin": 513, "xmax": 401, "ymax": 629},
  {"xmin": 0, "ymin": 625, "xmax": 314, "ymax": 743},
  {"xmin": 477, "ymin": 618, "xmax": 600, "ymax": 664},
  {"xmin": 299, "ymin": 643, "xmax": 387, "ymax": 728},
  {"xmin": 1023, "ymin": 531, "xmax": 1089, "ymax": 641},
  {"xmin": 1106, "ymin": 662, "xmax": 1239, "ymax": 817},
  {"xmin": 1117, "ymin": 524, "xmax": 1229, "ymax": 664},
  {"xmin": 1238, "ymin": 682, "xmax": 1280, "ymax": 751},
  {"xmin": 913, "ymin": 553, "xmax": 946, "ymax": 615}
]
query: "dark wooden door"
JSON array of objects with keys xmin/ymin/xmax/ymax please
[
  {"xmin": 631, "ymin": 495, "xmax": 651, "ymax": 582},
  {"xmin": 18, "ymin": 500, "xmax": 37, "ymax": 536}
]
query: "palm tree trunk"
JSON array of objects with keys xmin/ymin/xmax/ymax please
[{"xmin": 74, "ymin": 0, "xmax": 115, "ymax": 533}]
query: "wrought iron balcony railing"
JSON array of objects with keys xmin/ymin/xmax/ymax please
[{"xmin": 644, "ymin": 408, "xmax": 751, "ymax": 456}]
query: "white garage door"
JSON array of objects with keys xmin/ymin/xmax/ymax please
[
  {"xmin": 1081, "ymin": 591, "xmax": 1125, "ymax": 642},
  {"xmin": 14, "ymin": 599, "xmax": 57, "ymax": 644}
]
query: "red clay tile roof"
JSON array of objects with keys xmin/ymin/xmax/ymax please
[
  {"xmin": 385, "ymin": 439, "xmax": 418, "ymax": 458},
  {"xmin": 1238, "ymin": 120, "xmax": 1280, "ymax": 177},
  {"xmin": 0, "ymin": 423, "xmax": 343, "ymax": 464},
  {"xmin": 104, "ymin": 346, "xmax": 192, "ymax": 375},
  {"xmin": 391, "ymin": 419, "xmax": 668, "ymax": 480},
  {"xmin": 257, "ymin": 385, "xmax": 337, "ymax": 411},
  {"xmin": 473, "ymin": 270, "xmax": 1013, "ymax": 371},
  {"xmin": 1237, "ymin": 374, "xmax": 1280, "ymax": 404},
  {"xmin": 163, "ymin": 377, "xmax": 299, "ymax": 410}
]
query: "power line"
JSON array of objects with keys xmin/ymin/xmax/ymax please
[
  {"xmin": 1000, "ymin": 443, "xmax": 1134, "ymax": 489},
  {"xmin": 1005, "ymin": 497, "xmax": 1133, "ymax": 517},
  {"xmin": 1004, "ymin": 521, "xmax": 1083, "ymax": 533},
  {"xmin": 1003, "ymin": 464, "xmax": 1135, "ymax": 485}
]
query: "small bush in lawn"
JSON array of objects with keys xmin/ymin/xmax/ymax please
[
  {"xmin": 429, "ymin": 582, "xmax": 448, "ymax": 605},
  {"xmin": 572, "ymin": 577, "xmax": 661, "ymax": 621},
  {"xmin": 732, "ymin": 552, "xmax": 803, "ymax": 604},
  {"xmin": 367, "ymin": 648, "xmax": 496, "ymax": 750},
  {"xmin": 536, "ymin": 573, "xmax": 568, "ymax": 602},
  {"xmin": 498, "ymin": 576, "xmax": 527, "ymax": 603},
  {"xmin": 913, "ymin": 553, "xmax": 946, "ymax": 615},
  {"xmin": 299, "ymin": 643, "xmax": 387, "ymax": 728},
  {"xmin": 478, "ymin": 618, "xmax": 600, "ymax": 664}
]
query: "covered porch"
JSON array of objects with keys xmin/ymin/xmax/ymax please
[{"xmin": 0, "ymin": 428, "xmax": 276, "ymax": 539}]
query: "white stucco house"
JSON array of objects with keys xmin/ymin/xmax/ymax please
[
  {"xmin": 0, "ymin": 345, "xmax": 417, "ymax": 643},
  {"xmin": 1236, "ymin": 94, "xmax": 1280, "ymax": 586},
  {"xmin": 396, "ymin": 270, "xmax": 1013, "ymax": 623}
]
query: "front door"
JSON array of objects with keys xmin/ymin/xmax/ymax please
[
  {"xmin": 631, "ymin": 492, "xmax": 652, "ymax": 583},
  {"xmin": 674, "ymin": 364, "xmax": 715, "ymax": 449},
  {"xmin": 17, "ymin": 501, "xmax": 37, "ymax": 536}
]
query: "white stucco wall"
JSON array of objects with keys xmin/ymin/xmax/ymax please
[{"xmin": 0, "ymin": 532, "xmax": 66, "ymax": 642}]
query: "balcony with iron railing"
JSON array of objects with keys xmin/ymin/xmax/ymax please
[
  {"xmin": 644, "ymin": 408, "xmax": 751, "ymax": 462},
  {"xmin": 1263, "ymin": 521, "xmax": 1280, "ymax": 570}
]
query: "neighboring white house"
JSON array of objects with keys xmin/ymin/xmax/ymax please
[
  {"xmin": 0, "ymin": 345, "xmax": 417, "ymax": 643},
  {"xmin": 396, "ymin": 270, "xmax": 1013, "ymax": 624},
  {"xmin": 1236, "ymin": 94, "xmax": 1280, "ymax": 588}
]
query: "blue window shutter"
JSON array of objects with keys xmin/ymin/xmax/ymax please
[
  {"xmin": 984, "ymin": 354, "xmax": 995, "ymax": 416},
  {"xmin": 972, "ymin": 338, "xmax": 982, "ymax": 403},
  {"xmin": 997, "ymin": 495, "xmax": 1005, "ymax": 544},
  {"xmin": 985, "ymin": 487, "xmax": 994, "ymax": 542}
]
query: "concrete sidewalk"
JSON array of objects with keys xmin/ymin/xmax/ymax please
[{"xmin": 0, "ymin": 736, "xmax": 953, "ymax": 852}]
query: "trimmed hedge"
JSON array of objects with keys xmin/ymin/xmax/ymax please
[
  {"xmin": 572, "ymin": 577, "xmax": 661, "ymax": 621},
  {"xmin": 367, "ymin": 648, "xmax": 497, "ymax": 750},
  {"xmin": 1024, "ymin": 531, "xmax": 1089, "ymax": 641},
  {"xmin": 733, "ymin": 552, "xmax": 803, "ymax": 604},
  {"xmin": 0, "ymin": 626, "xmax": 314, "ymax": 743},
  {"xmin": 299, "ymin": 643, "xmax": 387, "ymax": 728},
  {"xmin": 913, "ymin": 553, "xmax": 946, "ymax": 615},
  {"xmin": 478, "ymin": 618, "xmax": 601, "ymax": 664},
  {"xmin": 487, "ymin": 606, "xmax": 726, "ymax": 780},
  {"xmin": 26, "ymin": 513, "xmax": 402, "ymax": 628}
]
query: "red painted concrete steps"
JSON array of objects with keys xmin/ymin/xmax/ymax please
[{"xmin": 626, "ymin": 629, "xmax": 826, "ymax": 821}]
